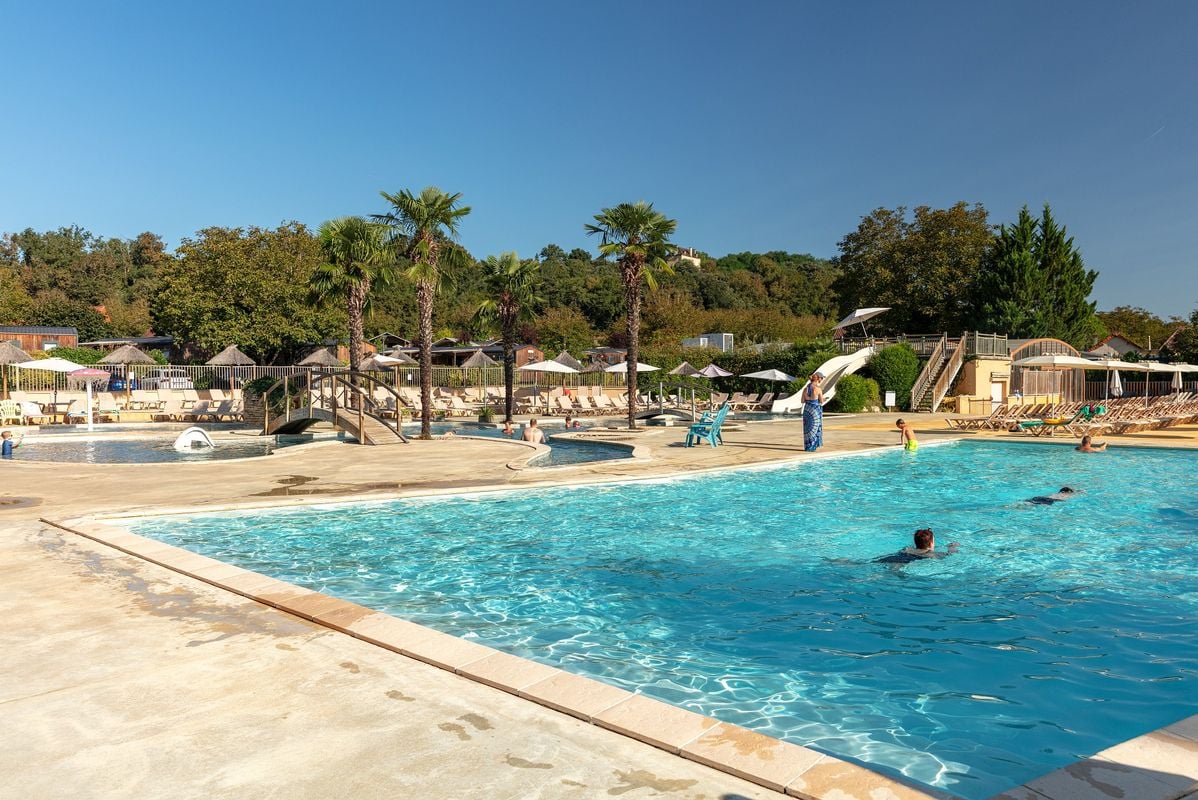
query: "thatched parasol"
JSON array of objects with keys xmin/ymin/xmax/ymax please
[
  {"xmin": 0, "ymin": 341, "xmax": 33, "ymax": 399},
  {"xmin": 298, "ymin": 348, "xmax": 343, "ymax": 368},
  {"xmin": 581, "ymin": 360, "xmax": 608, "ymax": 373},
  {"xmin": 668, "ymin": 360, "xmax": 701, "ymax": 377},
  {"xmin": 206, "ymin": 344, "xmax": 256, "ymax": 366},
  {"xmin": 99, "ymin": 344, "xmax": 156, "ymax": 402},
  {"xmin": 461, "ymin": 349, "xmax": 499, "ymax": 400},
  {"xmin": 383, "ymin": 349, "xmax": 417, "ymax": 365},
  {"xmin": 553, "ymin": 350, "xmax": 583, "ymax": 371}
]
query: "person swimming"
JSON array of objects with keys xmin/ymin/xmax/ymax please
[
  {"xmin": 874, "ymin": 528, "xmax": 959, "ymax": 564},
  {"xmin": 1027, "ymin": 487, "xmax": 1076, "ymax": 505}
]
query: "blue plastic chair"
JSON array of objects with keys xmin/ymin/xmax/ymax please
[{"xmin": 685, "ymin": 403, "xmax": 731, "ymax": 447}]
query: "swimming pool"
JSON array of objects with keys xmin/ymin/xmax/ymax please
[{"xmin": 129, "ymin": 441, "xmax": 1198, "ymax": 798}]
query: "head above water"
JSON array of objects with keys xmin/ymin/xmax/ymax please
[
  {"xmin": 528, "ymin": 418, "xmax": 538, "ymax": 427},
  {"xmin": 1059, "ymin": 487, "xmax": 1075, "ymax": 494},
  {"xmin": 1080, "ymin": 435, "xmax": 1092, "ymax": 446},
  {"xmin": 914, "ymin": 528, "xmax": 934, "ymax": 549},
  {"xmin": 1, "ymin": 431, "xmax": 12, "ymax": 440}
]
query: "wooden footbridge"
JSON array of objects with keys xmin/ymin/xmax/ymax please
[{"xmin": 261, "ymin": 371, "xmax": 407, "ymax": 445}]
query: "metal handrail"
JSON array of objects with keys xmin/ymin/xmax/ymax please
[{"xmin": 909, "ymin": 333, "xmax": 948, "ymax": 410}]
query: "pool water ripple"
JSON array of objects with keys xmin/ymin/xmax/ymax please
[{"xmin": 132, "ymin": 441, "xmax": 1198, "ymax": 799}]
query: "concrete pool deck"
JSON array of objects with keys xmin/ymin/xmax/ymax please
[{"xmin": 3, "ymin": 413, "xmax": 1198, "ymax": 799}]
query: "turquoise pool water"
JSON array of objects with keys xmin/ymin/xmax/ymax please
[
  {"xmin": 425, "ymin": 422, "xmax": 633, "ymax": 466},
  {"xmin": 130, "ymin": 441, "xmax": 1198, "ymax": 798}
]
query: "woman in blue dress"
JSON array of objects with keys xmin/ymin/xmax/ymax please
[{"xmin": 802, "ymin": 371, "xmax": 824, "ymax": 451}]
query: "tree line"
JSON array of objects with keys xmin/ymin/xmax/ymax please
[{"xmin": 5, "ymin": 196, "xmax": 1191, "ymax": 425}]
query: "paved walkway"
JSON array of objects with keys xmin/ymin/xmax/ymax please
[{"xmin": 3, "ymin": 413, "xmax": 1196, "ymax": 799}]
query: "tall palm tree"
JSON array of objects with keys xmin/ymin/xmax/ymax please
[
  {"xmin": 477, "ymin": 252, "xmax": 542, "ymax": 423},
  {"xmin": 309, "ymin": 216, "xmax": 393, "ymax": 374},
  {"xmin": 374, "ymin": 187, "xmax": 472, "ymax": 439},
  {"xmin": 585, "ymin": 202, "xmax": 677, "ymax": 429}
]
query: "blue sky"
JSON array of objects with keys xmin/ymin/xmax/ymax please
[{"xmin": 2, "ymin": 1, "xmax": 1195, "ymax": 316}]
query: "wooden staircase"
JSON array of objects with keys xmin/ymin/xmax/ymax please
[{"xmin": 910, "ymin": 335, "xmax": 966, "ymax": 412}]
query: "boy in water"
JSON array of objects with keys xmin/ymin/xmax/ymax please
[
  {"xmin": 1027, "ymin": 487, "xmax": 1076, "ymax": 505},
  {"xmin": 875, "ymin": 528, "xmax": 959, "ymax": 564},
  {"xmin": 896, "ymin": 418, "xmax": 918, "ymax": 451},
  {"xmin": 1, "ymin": 430, "xmax": 21, "ymax": 458}
]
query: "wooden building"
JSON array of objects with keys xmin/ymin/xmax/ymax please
[{"xmin": 0, "ymin": 325, "xmax": 79, "ymax": 352}]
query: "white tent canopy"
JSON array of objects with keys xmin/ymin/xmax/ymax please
[
  {"xmin": 519, "ymin": 360, "xmax": 578, "ymax": 374},
  {"xmin": 604, "ymin": 361, "xmax": 660, "ymax": 373},
  {"xmin": 741, "ymin": 368, "xmax": 795, "ymax": 382},
  {"xmin": 1011, "ymin": 355, "xmax": 1098, "ymax": 369},
  {"xmin": 12, "ymin": 357, "xmax": 88, "ymax": 373},
  {"xmin": 834, "ymin": 307, "xmax": 890, "ymax": 334},
  {"xmin": 696, "ymin": 364, "xmax": 734, "ymax": 378}
]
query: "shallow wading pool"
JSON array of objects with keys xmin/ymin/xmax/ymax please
[{"xmin": 129, "ymin": 440, "xmax": 1198, "ymax": 798}]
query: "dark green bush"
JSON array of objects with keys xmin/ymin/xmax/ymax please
[
  {"xmin": 829, "ymin": 374, "xmax": 880, "ymax": 412},
  {"xmin": 867, "ymin": 344, "xmax": 920, "ymax": 410}
]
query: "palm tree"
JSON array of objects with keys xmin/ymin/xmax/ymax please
[
  {"xmin": 309, "ymin": 216, "xmax": 393, "ymax": 374},
  {"xmin": 374, "ymin": 187, "xmax": 472, "ymax": 439},
  {"xmin": 477, "ymin": 252, "xmax": 542, "ymax": 423},
  {"xmin": 585, "ymin": 201, "xmax": 677, "ymax": 429}
]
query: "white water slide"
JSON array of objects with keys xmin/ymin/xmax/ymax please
[{"xmin": 770, "ymin": 347, "xmax": 875, "ymax": 414}]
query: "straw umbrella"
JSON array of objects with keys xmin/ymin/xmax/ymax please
[
  {"xmin": 553, "ymin": 350, "xmax": 583, "ymax": 371},
  {"xmin": 0, "ymin": 341, "xmax": 32, "ymax": 399},
  {"xmin": 206, "ymin": 344, "xmax": 257, "ymax": 394},
  {"xmin": 99, "ymin": 344, "xmax": 156, "ymax": 404},
  {"xmin": 668, "ymin": 361, "xmax": 701, "ymax": 377},
  {"xmin": 696, "ymin": 363, "xmax": 734, "ymax": 378},
  {"xmin": 299, "ymin": 348, "xmax": 342, "ymax": 368},
  {"xmin": 461, "ymin": 349, "xmax": 499, "ymax": 402}
]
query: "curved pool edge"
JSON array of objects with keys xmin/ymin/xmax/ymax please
[{"xmin": 40, "ymin": 513, "xmax": 958, "ymax": 800}]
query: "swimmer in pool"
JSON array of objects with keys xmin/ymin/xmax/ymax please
[
  {"xmin": 1027, "ymin": 487, "xmax": 1076, "ymax": 505},
  {"xmin": 874, "ymin": 528, "xmax": 959, "ymax": 564}
]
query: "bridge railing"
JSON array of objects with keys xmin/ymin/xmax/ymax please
[{"xmin": 261, "ymin": 370, "xmax": 407, "ymax": 443}]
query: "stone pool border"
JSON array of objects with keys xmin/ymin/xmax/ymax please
[
  {"xmin": 42, "ymin": 509, "xmax": 952, "ymax": 800},
  {"xmin": 38, "ymin": 436, "xmax": 1198, "ymax": 800}
]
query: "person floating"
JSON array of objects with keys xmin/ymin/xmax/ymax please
[
  {"xmin": 1027, "ymin": 487, "xmax": 1076, "ymax": 505},
  {"xmin": 802, "ymin": 371, "xmax": 825, "ymax": 452},
  {"xmin": 875, "ymin": 528, "xmax": 960, "ymax": 564},
  {"xmin": 1, "ymin": 430, "xmax": 21, "ymax": 459},
  {"xmin": 1076, "ymin": 435, "xmax": 1107, "ymax": 453},
  {"xmin": 522, "ymin": 418, "xmax": 546, "ymax": 444},
  {"xmin": 501, "ymin": 422, "xmax": 514, "ymax": 437},
  {"xmin": 896, "ymin": 418, "xmax": 918, "ymax": 451}
]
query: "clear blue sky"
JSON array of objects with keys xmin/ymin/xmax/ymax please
[{"xmin": 3, "ymin": 1, "xmax": 1195, "ymax": 317}]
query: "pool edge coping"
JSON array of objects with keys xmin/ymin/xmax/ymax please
[{"xmin": 41, "ymin": 513, "xmax": 957, "ymax": 800}]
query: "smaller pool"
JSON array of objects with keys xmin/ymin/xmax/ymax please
[
  {"xmin": 425, "ymin": 422, "xmax": 633, "ymax": 467},
  {"xmin": 2, "ymin": 435, "xmax": 306, "ymax": 464}
]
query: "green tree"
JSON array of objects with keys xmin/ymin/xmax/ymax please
[
  {"xmin": 1095, "ymin": 306, "xmax": 1181, "ymax": 352},
  {"xmin": 477, "ymin": 252, "xmax": 543, "ymax": 422},
  {"xmin": 29, "ymin": 292, "xmax": 113, "ymax": 341},
  {"xmin": 585, "ymin": 201, "xmax": 678, "ymax": 429},
  {"xmin": 310, "ymin": 217, "xmax": 394, "ymax": 373},
  {"xmin": 835, "ymin": 203, "xmax": 992, "ymax": 333},
  {"xmin": 867, "ymin": 344, "xmax": 920, "ymax": 410},
  {"xmin": 375, "ymin": 187, "xmax": 472, "ymax": 439},
  {"xmin": 973, "ymin": 206, "xmax": 1042, "ymax": 335},
  {"xmin": 534, "ymin": 306, "xmax": 597, "ymax": 358},
  {"xmin": 152, "ymin": 223, "xmax": 335, "ymax": 363},
  {"xmin": 971, "ymin": 204, "xmax": 1099, "ymax": 348},
  {"xmin": 1161, "ymin": 309, "xmax": 1198, "ymax": 363},
  {"xmin": 0, "ymin": 263, "xmax": 34, "ymax": 324}
]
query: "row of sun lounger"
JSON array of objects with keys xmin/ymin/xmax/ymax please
[{"xmin": 947, "ymin": 394, "xmax": 1198, "ymax": 437}]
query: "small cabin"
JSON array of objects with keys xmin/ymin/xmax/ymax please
[{"xmin": 0, "ymin": 325, "xmax": 79, "ymax": 352}]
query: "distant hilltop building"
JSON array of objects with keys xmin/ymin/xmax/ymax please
[
  {"xmin": 671, "ymin": 247, "xmax": 702, "ymax": 268},
  {"xmin": 682, "ymin": 332, "xmax": 734, "ymax": 353}
]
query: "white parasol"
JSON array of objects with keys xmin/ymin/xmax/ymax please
[{"xmin": 834, "ymin": 307, "xmax": 890, "ymax": 336}]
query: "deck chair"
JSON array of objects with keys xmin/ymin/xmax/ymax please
[
  {"xmin": 685, "ymin": 403, "xmax": 731, "ymax": 448},
  {"xmin": 0, "ymin": 399, "xmax": 22, "ymax": 425},
  {"xmin": 180, "ymin": 400, "xmax": 213, "ymax": 422}
]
